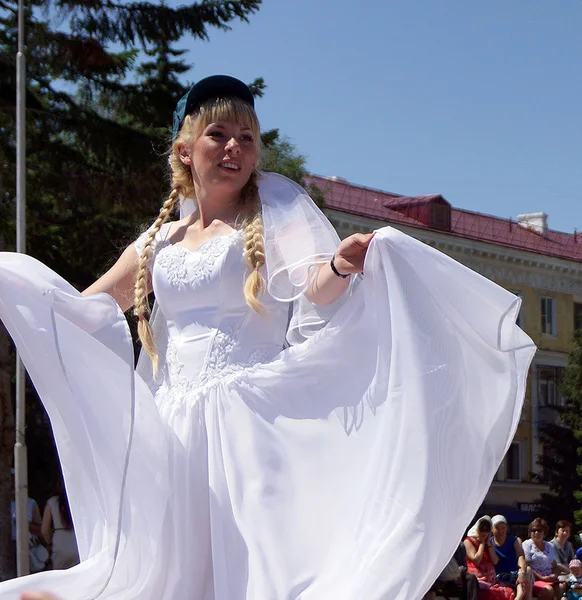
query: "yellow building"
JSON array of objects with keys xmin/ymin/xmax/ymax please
[{"xmin": 310, "ymin": 175, "xmax": 582, "ymax": 524}]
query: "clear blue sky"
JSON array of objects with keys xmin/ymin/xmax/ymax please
[{"xmin": 176, "ymin": 0, "xmax": 581, "ymax": 233}]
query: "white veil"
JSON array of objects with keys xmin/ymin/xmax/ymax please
[{"xmin": 258, "ymin": 172, "xmax": 348, "ymax": 344}]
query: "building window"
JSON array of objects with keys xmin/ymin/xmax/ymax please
[
  {"xmin": 506, "ymin": 442, "xmax": 521, "ymax": 481},
  {"xmin": 431, "ymin": 203, "xmax": 451, "ymax": 231},
  {"xmin": 537, "ymin": 365, "xmax": 564, "ymax": 407},
  {"xmin": 541, "ymin": 297, "xmax": 556, "ymax": 336},
  {"xmin": 494, "ymin": 442, "xmax": 522, "ymax": 482},
  {"xmin": 574, "ymin": 303, "xmax": 582, "ymax": 332},
  {"xmin": 509, "ymin": 291, "xmax": 524, "ymax": 328},
  {"xmin": 494, "ymin": 462, "xmax": 504, "ymax": 482}
]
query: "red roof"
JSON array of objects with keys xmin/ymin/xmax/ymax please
[{"xmin": 308, "ymin": 176, "xmax": 582, "ymax": 263}]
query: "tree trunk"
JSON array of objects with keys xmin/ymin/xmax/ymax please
[{"xmin": 0, "ymin": 322, "xmax": 16, "ymax": 580}]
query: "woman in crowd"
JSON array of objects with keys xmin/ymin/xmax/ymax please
[
  {"xmin": 550, "ymin": 520, "xmax": 575, "ymax": 569},
  {"xmin": 491, "ymin": 514, "xmax": 532, "ymax": 600},
  {"xmin": 41, "ymin": 479, "xmax": 80, "ymax": 570},
  {"xmin": 464, "ymin": 516, "xmax": 515, "ymax": 599},
  {"xmin": 522, "ymin": 518, "xmax": 567, "ymax": 599}
]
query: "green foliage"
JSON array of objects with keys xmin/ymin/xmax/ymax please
[
  {"xmin": 0, "ymin": 0, "xmax": 263, "ymax": 516},
  {"xmin": 0, "ymin": 0, "xmax": 263, "ymax": 286},
  {"xmin": 536, "ymin": 330, "xmax": 582, "ymax": 530},
  {"xmin": 261, "ymin": 130, "xmax": 326, "ymax": 208},
  {"xmin": 566, "ymin": 330, "xmax": 582, "ymax": 530},
  {"xmin": 0, "ymin": 0, "xmax": 326, "ymax": 520}
]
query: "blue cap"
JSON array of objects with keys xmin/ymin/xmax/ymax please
[{"xmin": 172, "ymin": 75, "xmax": 255, "ymax": 141}]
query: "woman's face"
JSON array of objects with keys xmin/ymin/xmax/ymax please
[
  {"xmin": 493, "ymin": 523, "xmax": 507, "ymax": 538},
  {"xmin": 530, "ymin": 526, "xmax": 545, "ymax": 544},
  {"xmin": 181, "ymin": 120, "xmax": 258, "ymax": 199},
  {"xmin": 477, "ymin": 525, "xmax": 491, "ymax": 542},
  {"xmin": 557, "ymin": 526, "xmax": 571, "ymax": 543}
]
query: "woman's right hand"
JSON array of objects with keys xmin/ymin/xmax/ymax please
[
  {"xmin": 333, "ymin": 232, "xmax": 375, "ymax": 275},
  {"xmin": 541, "ymin": 574, "xmax": 557, "ymax": 583}
]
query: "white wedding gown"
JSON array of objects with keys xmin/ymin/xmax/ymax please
[{"xmin": 0, "ymin": 219, "xmax": 535, "ymax": 599}]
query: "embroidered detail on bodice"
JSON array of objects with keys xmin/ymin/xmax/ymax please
[
  {"xmin": 203, "ymin": 327, "xmax": 238, "ymax": 379},
  {"xmin": 156, "ymin": 323, "xmax": 269, "ymax": 415},
  {"xmin": 154, "ymin": 241, "xmax": 186, "ymax": 289},
  {"xmin": 135, "ymin": 223, "xmax": 242, "ymax": 290},
  {"xmin": 155, "ymin": 233, "xmax": 238, "ymax": 290},
  {"xmin": 156, "ymin": 231, "xmax": 239, "ymax": 289}
]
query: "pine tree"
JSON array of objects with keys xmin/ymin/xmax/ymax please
[
  {"xmin": 1, "ymin": 0, "xmax": 263, "ymax": 280},
  {"xmin": 536, "ymin": 330, "xmax": 582, "ymax": 530},
  {"xmin": 0, "ymin": 0, "xmax": 262, "ymax": 578},
  {"xmin": 1, "ymin": 0, "xmax": 329, "ymax": 576},
  {"xmin": 565, "ymin": 331, "xmax": 582, "ymax": 531}
]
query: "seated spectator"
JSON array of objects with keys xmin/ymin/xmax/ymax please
[
  {"xmin": 522, "ymin": 518, "xmax": 566, "ymax": 599},
  {"xmin": 491, "ymin": 514, "xmax": 532, "ymax": 600},
  {"xmin": 564, "ymin": 559, "xmax": 582, "ymax": 599},
  {"xmin": 550, "ymin": 520, "xmax": 575, "ymax": 569},
  {"xmin": 464, "ymin": 516, "xmax": 515, "ymax": 599},
  {"xmin": 423, "ymin": 541, "xmax": 479, "ymax": 600}
]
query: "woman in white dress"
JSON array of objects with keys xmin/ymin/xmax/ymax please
[{"xmin": 0, "ymin": 75, "xmax": 535, "ymax": 600}]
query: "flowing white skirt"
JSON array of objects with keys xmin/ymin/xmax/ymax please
[{"xmin": 0, "ymin": 227, "xmax": 535, "ymax": 600}]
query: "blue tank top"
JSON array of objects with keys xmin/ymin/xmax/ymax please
[{"xmin": 493, "ymin": 534, "xmax": 519, "ymax": 573}]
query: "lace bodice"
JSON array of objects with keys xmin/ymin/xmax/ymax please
[{"xmin": 134, "ymin": 225, "xmax": 289, "ymax": 413}]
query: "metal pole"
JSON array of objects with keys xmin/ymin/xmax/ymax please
[{"xmin": 14, "ymin": 0, "xmax": 29, "ymax": 577}]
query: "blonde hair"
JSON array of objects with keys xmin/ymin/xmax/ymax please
[{"xmin": 133, "ymin": 97, "xmax": 266, "ymax": 371}]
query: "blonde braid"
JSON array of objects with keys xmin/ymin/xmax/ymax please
[
  {"xmin": 134, "ymin": 111, "xmax": 196, "ymax": 370},
  {"xmin": 241, "ymin": 171, "xmax": 266, "ymax": 313},
  {"xmin": 134, "ymin": 187, "xmax": 181, "ymax": 372}
]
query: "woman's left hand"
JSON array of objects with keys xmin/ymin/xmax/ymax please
[{"xmin": 334, "ymin": 233, "xmax": 375, "ymax": 275}]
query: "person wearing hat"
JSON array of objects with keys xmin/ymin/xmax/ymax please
[
  {"xmin": 491, "ymin": 514, "xmax": 532, "ymax": 600},
  {"xmin": 464, "ymin": 516, "xmax": 516, "ymax": 599},
  {"xmin": 564, "ymin": 559, "xmax": 582, "ymax": 599},
  {"xmin": 0, "ymin": 74, "xmax": 536, "ymax": 599}
]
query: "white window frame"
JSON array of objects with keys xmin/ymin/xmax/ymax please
[
  {"xmin": 542, "ymin": 378, "xmax": 557, "ymax": 406},
  {"xmin": 537, "ymin": 365, "xmax": 564, "ymax": 407},
  {"xmin": 541, "ymin": 296, "xmax": 556, "ymax": 336}
]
